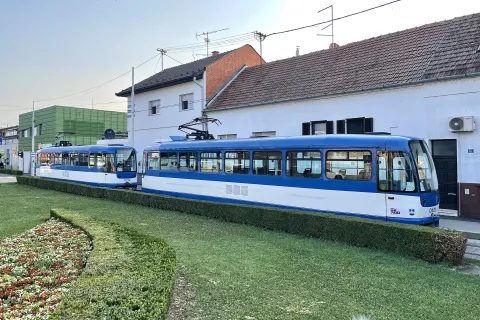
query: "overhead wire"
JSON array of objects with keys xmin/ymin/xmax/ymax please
[
  {"xmin": 33, "ymin": 52, "xmax": 161, "ymax": 103},
  {"xmin": 266, "ymin": 0, "xmax": 401, "ymax": 37},
  {"xmin": 165, "ymin": 54, "xmax": 183, "ymax": 65}
]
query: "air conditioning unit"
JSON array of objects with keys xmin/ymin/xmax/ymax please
[{"xmin": 448, "ymin": 116, "xmax": 476, "ymax": 132}]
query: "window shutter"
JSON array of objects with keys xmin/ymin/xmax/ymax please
[
  {"xmin": 364, "ymin": 118, "xmax": 374, "ymax": 133},
  {"xmin": 336, "ymin": 120, "xmax": 345, "ymax": 134},
  {"xmin": 302, "ymin": 122, "xmax": 311, "ymax": 135},
  {"xmin": 326, "ymin": 121, "xmax": 334, "ymax": 134}
]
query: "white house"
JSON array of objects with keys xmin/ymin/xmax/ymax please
[
  {"xmin": 115, "ymin": 45, "xmax": 264, "ymax": 161},
  {"xmin": 205, "ymin": 13, "xmax": 480, "ymax": 219},
  {"xmin": 0, "ymin": 125, "xmax": 19, "ymax": 170}
]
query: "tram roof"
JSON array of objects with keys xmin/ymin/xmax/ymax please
[
  {"xmin": 145, "ymin": 134, "xmax": 419, "ymax": 152},
  {"xmin": 38, "ymin": 145, "xmax": 135, "ymax": 154}
]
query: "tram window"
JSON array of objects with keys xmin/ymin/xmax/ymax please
[
  {"xmin": 377, "ymin": 151, "xmax": 416, "ymax": 192},
  {"xmin": 39, "ymin": 153, "xmax": 48, "ymax": 165},
  {"xmin": 147, "ymin": 152, "xmax": 160, "ymax": 170},
  {"xmin": 200, "ymin": 152, "xmax": 221, "ymax": 173},
  {"xmin": 116, "ymin": 149, "xmax": 137, "ymax": 172},
  {"xmin": 179, "ymin": 152, "xmax": 198, "ymax": 172},
  {"xmin": 54, "ymin": 153, "xmax": 61, "ymax": 165},
  {"xmin": 79, "ymin": 153, "xmax": 88, "ymax": 167},
  {"xmin": 62, "ymin": 153, "xmax": 69, "ymax": 166},
  {"xmin": 225, "ymin": 151, "xmax": 250, "ymax": 174},
  {"xmin": 105, "ymin": 154, "xmax": 115, "ymax": 172},
  {"xmin": 326, "ymin": 151, "xmax": 372, "ymax": 180},
  {"xmin": 69, "ymin": 153, "xmax": 79, "ymax": 166},
  {"xmin": 160, "ymin": 152, "xmax": 178, "ymax": 171},
  {"xmin": 253, "ymin": 151, "xmax": 282, "ymax": 176},
  {"xmin": 286, "ymin": 151, "xmax": 322, "ymax": 178},
  {"xmin": 89, "ymin": 153, "xmax": 103, "ymax": 168}
]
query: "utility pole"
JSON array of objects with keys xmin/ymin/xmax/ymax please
[
  {"xmin": 196, "ymin": 28, "xmax": 228, "ymax": 56},
  {"xmin": 131, "ymin": 67, "xmax": 135, "ymax": 147},
  {"xmin": 156, "ymin": 49, "xmax": 167, "ymax": 71},
  {"xmin": 254, "ymin": 31, "xmax": 266, "ymax": 64},
  {"xmin": 31, "ymin": 101, "xmax": 35, "ymax": 176},
  {"xmin": 317, "ymin": 5, "xmax": 334, "ymax": 45}
]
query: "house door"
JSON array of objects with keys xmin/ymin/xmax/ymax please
[{"xmin": 431, "ymin": 140, "xmax": 457, "ymax": 211}]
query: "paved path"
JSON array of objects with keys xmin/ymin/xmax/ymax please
[
  {"xmin": 465, "ymin": 239, "xmax": 480, "ymax": 260},
  {"xmin": 0, "ymin": 174, "xmax": 17, "ymax": 183},
  {"xmin": 440, "ymin": 218, "xmax": 480, "ymax": 261}
]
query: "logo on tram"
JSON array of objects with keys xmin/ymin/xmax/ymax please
[{"xmin": 390, "ymin": 208, "xmax": 400, "ymax": 215}]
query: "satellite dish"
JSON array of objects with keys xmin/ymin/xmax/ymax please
[
  {"xmin": 449, "ymin": 118, "xmax": 464, "ymax": 131},
  {"xmin": 104, "ymin": 129, "xmax": 115, "ymax": 140}
]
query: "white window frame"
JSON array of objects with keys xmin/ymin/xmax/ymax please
[
  {"xmin": 251, "ymin": 131, "xmax": 276, "ymax": 138},
  {"xmin": 179, "ymin": 93, "xmax": 194, "ymax": 111},
  {"xmin": 149, "ymin": 99, "xmax": 161, "ymax": 116},
  {"xmin": 218, "ymin": 134, "xmax": 237, "ymax": 140}
]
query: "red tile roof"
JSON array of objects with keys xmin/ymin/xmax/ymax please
[{"xmin": 207, "ymin": 13, "xmax": 480, "ymax": 111}]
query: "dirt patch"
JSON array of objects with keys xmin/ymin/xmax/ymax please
[{"xmin": 166, "ymin": 265, "xmax": 195, "ymax": 320}]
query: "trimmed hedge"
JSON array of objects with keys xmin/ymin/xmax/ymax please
[
  {"xmin": 18, "ymin": 176, "xmax": 467, "ymax": 264},
  {"xmin": 0, "ymin": 168, "xmax": 23, "ymax": 175},
  {"xmin": 50, "ymin": 209, "xmax": 176, "ymax": 319}
]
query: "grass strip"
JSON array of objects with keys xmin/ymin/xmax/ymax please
[{"xmin": 50, "ymin": 209, "xmax": 176, "ymax": 320}]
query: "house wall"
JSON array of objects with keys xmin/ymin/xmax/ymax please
[
  {"xmin": 205, "ymin": 45, "xmax": 264, "ymax": 99},
  {"xmin": 128, "ymin": 79, "xmax": 205, "ymax": 161},
  {"xmin": 207, "ymin": 77, "xmax": 480, "ymax": 218}
]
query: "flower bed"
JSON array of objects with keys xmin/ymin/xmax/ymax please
[{"xmin": 0, "ymin": 219, "xmax": 91, "ymax": 319}]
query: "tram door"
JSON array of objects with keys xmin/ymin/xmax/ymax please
[
  {"xmin": 378, "ymin": 151, "xmax": 416, "ymax": 220},
  {"xmin": 104, "ymin": 153, "xmax": 115, "ymax": 185}
]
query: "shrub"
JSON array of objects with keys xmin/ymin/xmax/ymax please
[
  {"xmin": 17, "ymin": 176, "xmax": 467, "ymax": 264},
  {"xmin": 50, "ymin": 209, "xmax": 176, "ymax": 320},
  {"xmin": 0, "ymin": 168, "xmax": 23, "ymax": 175}
]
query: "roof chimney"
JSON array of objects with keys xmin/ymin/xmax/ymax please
[
  {"xmin": 329, "ymin": 43, "xmax": 340, "ymax": 49},
  {"xmin": 296, "ymin": 46, "xmax": 300, "ymax": 57},
  {"xmin": 212, "ymin": 51, "xmax": 220, "ymax": 56}
]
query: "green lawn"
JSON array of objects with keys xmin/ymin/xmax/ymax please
[{"xmin": 1, "ymin": 182, "xmax": 479, "ymax": 320}]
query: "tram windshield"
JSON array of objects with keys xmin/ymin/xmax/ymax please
[
  {"xmin": 409, "ymin": 140, "xmax": 438, "ymax": 192},
  {"xmin": 115, "ymin": 148, "xmax": 137, "ymax": 172}
]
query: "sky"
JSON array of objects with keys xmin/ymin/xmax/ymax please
[{"xmin": 1, "ymin": 0, "xmax": 480, "ymax": 127}]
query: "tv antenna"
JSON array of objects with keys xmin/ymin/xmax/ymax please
[
  {"xmin": 195, "ymin": 28, "xmax": 228, "ymax": 56},
  {"xmin": 156, "ymin": 49, "xmax": 167, "ymax": 71},
  {"xmin": 317, "ymin": 5, "xmax": 335, "ymax": 46}
]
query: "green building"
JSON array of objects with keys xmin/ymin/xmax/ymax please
[{"xmin": 19, "ymin": 106, "xmax": 127, "ymax": 152}]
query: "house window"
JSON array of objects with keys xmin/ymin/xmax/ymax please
[
  {"xmin": 34, "ymin": 124, "xmax": 42, "ymax": 136},
  {"xmin": 326, "ymin": 151, "xmax": 372, "ymax": 180},
  {"xmin": 251, "ymin": 131, "xmax": 276, "ymax": 138},
  {"xmin": 302, "ymin": 121, "xmax": 333, "ymax": 135},
  {"xmin": 180, "ymin": 93, "xmax": 194, "ymax": 111},
  {"xmin": 253, "ymin": 151, "xmax": 282, "ymax": 176},
  {"xmin": 149, "ymin": 100, "xmax": 161, "ymax": 115},
  {"xmin": 344, "ymin": 117, "xmax": 374, "ymax": 134},
  {"xmin": 22, "ymin": 129, "xmax": 30, "ymax": 138},
  {"xmin": 218, "ymin": 134, "xmax": 237, "ymax": 140}
]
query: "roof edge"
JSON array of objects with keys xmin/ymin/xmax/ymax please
[
  {"xmin": 207, "ymin": 64, "xmax": 247, "ymax": 105},
  {"xmin": 206, "ymin": 71, "xmax": 480, "ymax": 112},
  {"xmin": 115, "ymin": 72, "xmax": 204, "ymax": 97}
]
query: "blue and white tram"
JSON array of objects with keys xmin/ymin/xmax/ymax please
[
  {"xmin": 36, "ymin": 145, "xmax": 137, "ymax": 188},
  {"xmin": 142, "ymin": 135, "xmax": 440, "ymax": 226}
]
